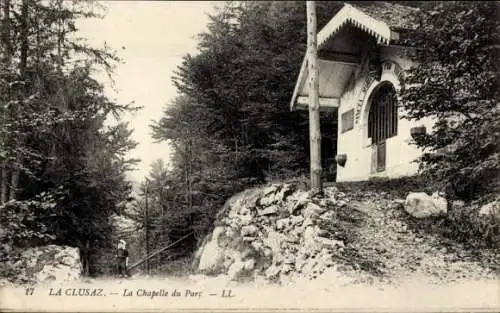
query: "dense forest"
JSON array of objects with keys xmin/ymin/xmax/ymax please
[{"xmin": 0, "ymin": 0, "xmax": 138, "ymax": 277}]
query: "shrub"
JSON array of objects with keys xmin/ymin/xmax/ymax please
[
  {"xmin": 0, "ymin": 197, "xmax": 57, "ymax": 283},
  {"xmin": 400, "ymin": 1, "xmax": 500, "ymax": 201}
]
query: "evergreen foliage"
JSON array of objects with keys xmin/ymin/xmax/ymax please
[
  {"xmin": 400, "ymin": 1, "xmax": 500, "ymax": 200},
  {"xmin": 0, "ymin": 0, "xmax": 138, "ymax": 277},
  {"xmin": 148, "ymin": 1, "xmax": 343, "ymax": 253}
]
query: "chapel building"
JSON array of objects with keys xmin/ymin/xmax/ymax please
[{"xmin": 290, "ymin": 2, "xmax": 434, "ymax": 182}]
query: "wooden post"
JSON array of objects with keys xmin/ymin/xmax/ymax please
[{"xmin": 306, "ymin": 1, "xmax": 322, "ymax": 192}]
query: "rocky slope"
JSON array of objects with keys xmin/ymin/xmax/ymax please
[
  {"xmin": 0, "ymin": 245, "xmax": 82, "ymax": 286},
  {"xmin": 193, "ymin": 183, "xmax": 499, "ymax": 286}
]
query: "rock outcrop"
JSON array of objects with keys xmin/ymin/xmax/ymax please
[
  {"xmin": 3, "ymin": 245, "xmax": 82, "ymax": 284},
  {"xmin": 404, "ymin": 192, "xmax": 447, "ymax": 218},
  {"xmin": 194, "ymin": 183, "xmax": 356, "ymax": 283}
]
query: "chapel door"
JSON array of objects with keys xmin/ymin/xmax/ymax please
[
  {"xmin": 368, "ymin": 84, "xmax": 398, "ymax": 173},
  {"xmin": 369, "ymin": 139, "xmax": 386, "ymax": 173}
]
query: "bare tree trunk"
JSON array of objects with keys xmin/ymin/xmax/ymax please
[
  {"xmin": 0, "ymin": 169, "xmax": 7, "ymax": 204},
  {"xmin": 144, "ymin": 180, "xmax": 150, "ymax": 275},
  {"xmin": 85, "ymin": 241, "xmax": 90, "ymax": 276},
  {"xmin": 306, "ymin": 1, "xmax": 322, "ymax": 192},
  {"xmin": 20, "ymin": 0, "xmax": 28, "ymax": 73},
  {"xmin": 9, "ymin": 146, "xmax": 19, "ymax": 201},
  {"xmin": 57, "ymin": 0, "xmax": 63, "ymax": 72},
  {"xmin": 1, "ymin": 0, "xmax": 12, "ymax": 204},
  {"xmin": 187, "ymin": 139, "xmax": 192, "ymax": 210},
  {"xmin": 183, "ymin": 140, "xmax": 193, "ymax": 211},
  {"xmin": 50, "ymin": 0, "xmax": 66, "ymax": 172},
  {"xmin": 1, "ymin": 0, "xmax": 11, "ymax": 63},
  {"xmin": 9, "ymin": 0, "xmax": 30, "ymax": 201}
]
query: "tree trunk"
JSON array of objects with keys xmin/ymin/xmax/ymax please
[
  {"xmin": 20, "ymin": 0, "xmax": 28, "ymax": 73},
  {"xmin": 144, "ymin": 180, "xmax": 150, "ymax": 275},
  {"xmin": 183, "ymin": 140, "xmax": 193, "ymax": 211},
  {"xmin": 1, "ymin": 0, "xmax": 11, "ymax": 204},
  {"xmin": 187, "ymin": 140, "xmax": 192, "ymax": 210},
  {"xmin": 1, "ymin": 0, "xmax": 11, "ymax": 63},
  {"xmin": 81, "ymin": 240, "xmax": 90, "ymax": 276},
  {"xmin": 9, "ymin": 156, "xmax": 19, "ymax": 200},
  {"xmin": 306, "ymin": 1, "xmax": 322, "ymax": 192},
  {"xmin": 9, "ymin": 0, "xmax": 29, "ymax": 201},
  {"xmin": 57, "ymin": 0, "xmax": 64, "ymax": 72}
]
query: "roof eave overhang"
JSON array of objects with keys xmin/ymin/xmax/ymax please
[
  {"xmin": 290, "ymin": 3, "xmax": 396, "ymax": 111},
  {"xmin": 290, "ymin": 56, "xmax": 308, "ymax": 111}
]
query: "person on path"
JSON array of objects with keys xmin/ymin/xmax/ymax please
[{"xmin": 116, "ymin": 239, "xmax": 129, "ymax": 278}]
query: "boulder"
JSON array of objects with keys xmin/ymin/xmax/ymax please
[
  {"xmin": 228, "ymin": 261, "xmax": 246, "ymax": 281},
  {"xmin": 241, "ymin": 225, "xmax": 259, "ymax": 237},
  {"xmin": 198, "ymin": 227, "xmax": 226, "ymax": 273},
  {"xmin": 262, "ymin": 184, "xmax": 280, "ymax": 197},
  {"xmin": 265, "ymin": 265, "xmax": 281, "ymax": 280},
  {"xmin": 276, "ymin": 218, "xmax": 289, "ymax": 231},
  {"xmin": 302, "ymin": 217, "xmax": 315, "ymax": 228},
  {"xmin": 36, "ymin": 264, "xmax": 80, "ymax": 283},
  {"xmin": 283, "ymin": 256, "xmax": 295, "ymax": 264},
  {"xmin": 223, "ymin": 257, "xmax": 234, "ymax": 269},
  {"xmin": 290, "ymin": 215, "xmax": 304, "ymax": 225},
  {"xmin": 239, "ymin": 214, "xmax": 253, "ymax": 226},
  {"xmin": 318, "ymin": 248, "xmax": 335, "ymax": 265},
  {"xmin": 275, "ymin": 184, "xmax": 294, "ymax": 202},
  {"xmin": 290, "ymin": 227, "xmax": 303, "ymax": 240},
  {"xmin": 295, "ymin": 253, "xmax": 307, "ymax": 272},
  {"xmin": 259, "ymin": 185, "xmax": 281, "ymax": 206},
  {"xmin": 281, "ymin": 263, "xmax": 294, "ymax": 274},
  {"xmin": 404, "ymin": 192, "xmax": 447, "ymax": 218},
  {"xmin": 320, "ymin": 210, "xmax": 335, "ymax": 221},
  {"xmin": 288, "ymin": 191, "xmax": 310, "ymax": 214},
  {"xmin": 285, "ymin": 233, "xmax": 300, "ymax": 244},
  {"xmin": 18, "ymin": 245, "xmax": 82, "ymax": 283},
  {"xmin": 243, "ymin": 259, "xmax": 256, "ymax": 271},
  {"xmin": 262, "ymin": 246, "xmax": 273, "ymax": 258},
  {"xmin": 262, "ymin": 230, "xmax": 285, "ymax": 258},
  {"xmin": 304, "ymin": 202, "xmax": 327, "ymax": 218},
  {"xmin": 303, "ymin": 226, "xmax": 322, "ymax": 253},
  {"xmin": 259, "ymin": 205, "xmax": 279, "ymax": 216},
  {"xmin": 242, "ymin": 236, "xmax": 257, "ymax": 242},
  {"xmin": 259, "ymin": 195, "xmax": 275, "ymax": 207},
  {"xmin": 479, "ymin": 200, "xmax": 500, "ymax": 219},
  {"xmin": 431, "ymin": 191, "xmax": 447, "ymax": 212},
  {"xmin": 336, "ymin": 200, "xmax": 348, "ymax": 207},
  {"xmin": 251, "ymin": 240, "xmax": 264, "ymax": 252},
  {"xmin": 318, "ymin": 236, "xmax": 345, "ymax": 249}
]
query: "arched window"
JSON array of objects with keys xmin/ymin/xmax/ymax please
[
  {"xmin": 367, "ymin": 83, "xmax": 398, "ymax": 173},
  {"xmin": 368, "ymin": 83, "xmax": 398, "ymax": 144}
]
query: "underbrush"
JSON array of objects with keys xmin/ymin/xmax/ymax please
[
  {"xmin": 334, "ymin": 175, "xmax": 437, "ymax": 199},
  {"xmin": 327, "ymin": 175, "xmax": 499, "ymax": 250},
  {"xmin": 318, "ymin": 203, "xmax": 386, "ymax": 277},
  {"xmin": 151, "ymin": 255, "xmax": 194, "ymax": 277},
  {"xmin": 401, "ymin": 204, "xmax": 500, "ymax": 251}
]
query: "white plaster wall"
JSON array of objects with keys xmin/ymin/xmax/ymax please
[{"xmin": 336, "ymin": 47, "xmax": 435, "ymax": 182}]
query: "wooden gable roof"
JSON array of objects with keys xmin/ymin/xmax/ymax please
[{"xmin": 290, "ymin": 2, "xmax": 420, "ymax": 111}]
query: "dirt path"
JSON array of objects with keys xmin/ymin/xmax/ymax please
[{"xmin": 351, "ymin": 197, "xmax": 499, "ymax": 284}]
